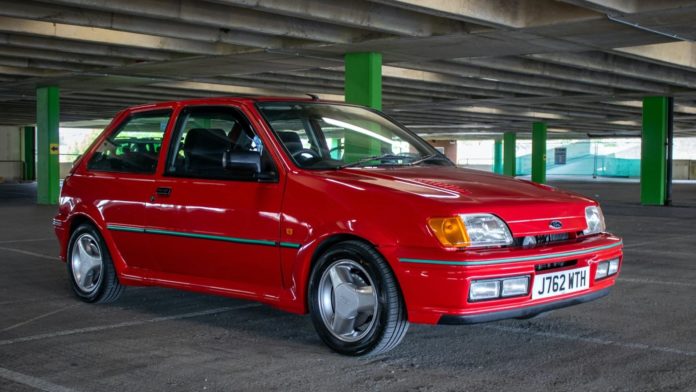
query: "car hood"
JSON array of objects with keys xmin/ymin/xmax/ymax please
[{"xmin": 321, "ymin": 166, "xmax": 593, "ymax": 236}]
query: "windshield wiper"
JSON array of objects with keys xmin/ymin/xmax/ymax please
[
  {"xmin": 407, "ymin": 153, "xmax": 448, "ymax": 166},
  {"xmin": 337, "ymin": 154, "xmax": 415, "ymax": 169}
]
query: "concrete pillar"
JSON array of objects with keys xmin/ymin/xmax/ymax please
[
  {"xmin": 344, "ymin": 52, "xmax": 383, "ymax": 162},
  {"xmin": 36, "ymin": 86, "xmax": 60, "ymax": 205},
  {"xmin": 503, "ymin": 132, "xmax": 516, "ymax": 177},
  {"xmin": 345, "ymin": 52, "xmax": 382, "ymax": 110},
  {"xmin": 493, "ymin": 139, "xmax": 503, "ymax": 174},
  {"xmin": 641, "ymin": 96, "xmax": 669, "ymax": 205},
  {"xmin": 532, "ymin": 122, "xmax": 547, "ymax": 184},
  {"xmin": 23, "ymin": 126, "xmax": 36, "ymax": 181}
]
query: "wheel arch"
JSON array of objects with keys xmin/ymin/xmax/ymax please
[
  {"xmin": 67, "ymin": 213, "xmax": 101, "ymax": 235},
  {"xmin": 302, "ymin": 233, "xmax": 406, "ymax": 317},
  {"xmin": 65, "ymin": 212, "xmax": 127, "ymax": 275}
]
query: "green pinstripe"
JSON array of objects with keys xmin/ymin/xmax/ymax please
[
  {"xmin": 107, "ymin": 224, "xmax": 301, "ymax": 249},
  {"xmin": 399, "ymin": 241, "xmax": 623, "ymax": 266},
  {"xmin": 106, "ymin": 225, "xmax": 144, "ymax": 233}
]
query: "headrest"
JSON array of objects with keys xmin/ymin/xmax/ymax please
[
  {"xmin": 184, "ymin": 128, "xmax": 226, "ymax": 153},
  {"xmin": 183, "ymin": 128, "xmax": 228, "ymax": 168}
]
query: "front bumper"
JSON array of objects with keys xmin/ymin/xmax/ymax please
[
  {"xmin": 438, "ymin": 288, "xmax": 610, "ymax": 324},
  {"xmin": 394, "ymin": 233, "xmax": 622, "ymax": 324}
]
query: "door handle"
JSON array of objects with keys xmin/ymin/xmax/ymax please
[{"xmin": 155, "ymin": 187, "xmax": 172, "ymax": 197}]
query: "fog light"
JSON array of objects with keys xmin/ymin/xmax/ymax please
[
  {"xmin": 595, "ymin": 261, "xmax": 609, "ymax": 280},
  {"xmin": 608, "ymin": 258, "xmax": 620, "ymax": 275},
  {"xmin": 469, "ymin": 280, "xmax": 500, "ymax": 301},
  {"xmin": 502, "ymin": 276, "xmax": 529, "ymax": 297}
]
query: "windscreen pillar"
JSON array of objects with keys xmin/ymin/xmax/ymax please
[
  {"xmin": 493, "ymin": 139, "xmax": 503, "ymax": 174},
  {"xmin": 641, "ymin": 96, "xmax": 670, "ymax": 206},
  {"xmin": 344, "ymin": 52, "xmax": 382, "ymax": 161},
  {"xmin": 531, "ymin": 122, "xmax": 547, "ymax": 184},
  {"xmin": 36, "ymin": 86, "xmax": 60, "ymax": 205},
  {"xmin": 503, "ymin": 132, "xmax": 516, "ymax": 177},
  {"xmin": 23, "ymin": 126, "xmax": 36, "ymax": 181}
]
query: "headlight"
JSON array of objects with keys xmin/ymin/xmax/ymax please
[
  {"xmin": 428, "ymin": 214, "xmax": 513, "ymax": 248},
  {"xmin": 583, "ymin": 206, "xmax": 606, "ymax": 235}
]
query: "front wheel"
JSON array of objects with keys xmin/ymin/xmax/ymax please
[
  {"xmin": 308, "ymin": 240, "xmax": 409, "ymax": 356},
  {"xmin": 67, "ymin": 223, "xmax": 124, "ymax": 303}
]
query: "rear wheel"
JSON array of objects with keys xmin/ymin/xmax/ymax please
[
  {"xmin": 308, "ymin": 240, "xmax": 408, "ymax": 356},
  {"xmin": 67, "ymin": 223, "xmax": 124, "ymax": 303}
]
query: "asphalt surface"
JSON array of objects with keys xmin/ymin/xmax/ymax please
[{"xmin": 1, "ymin": 180, "xmax": 695, "ymax": 391}]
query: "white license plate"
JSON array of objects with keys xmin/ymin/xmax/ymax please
[{"xmin": 532, "ymin": 267, "xmax": 589, "ymax": 300}]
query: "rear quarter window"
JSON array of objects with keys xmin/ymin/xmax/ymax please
[{"xmin": 87, "ymin": 110, "xmax": 171, "ymax": 174}]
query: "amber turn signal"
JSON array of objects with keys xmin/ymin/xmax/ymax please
[{"xmin": 427, "ymin": 217, "xmax": 470, "ymax": 248}]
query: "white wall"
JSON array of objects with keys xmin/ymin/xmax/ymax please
[{"xmin": 0, "ymin": 126, "xmax": 22, "ymax": 182}]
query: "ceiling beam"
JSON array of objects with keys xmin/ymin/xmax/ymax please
[
  {"xmin": 371, "ymin": 0, "xmax": 600, "ymax": 28},
  {"xmin": 210, "ymin": 0, "xmax": 469, "ymax": 37},
  {"xmin": 0, "ymin": 0, "xmax": 297, "ymax": 49},
  {"xmin": 0, "ymin": 16, "xmax": 247, "ymax": 55},
  {"xmin": 49, "ymin": 0, "xmax": 382, "ymax": 44}
]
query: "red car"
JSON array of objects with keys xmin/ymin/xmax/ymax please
[{"xmin": 54, "ymin": 97, "xmax": 623, "ymax": 356}]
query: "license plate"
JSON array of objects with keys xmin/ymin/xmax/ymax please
[{"xmin": 532, "ymin": 267, "xmax": 589, "ymax": 300}]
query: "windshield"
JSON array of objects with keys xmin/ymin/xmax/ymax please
[{"xmin": 256, "ymin": 102, "xmax": 452, "ymax": 169}]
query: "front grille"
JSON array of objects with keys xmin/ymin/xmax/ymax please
[
  {"xmin": 513, "ymin": 232, "xmax": 572, "ymax": 248},
  {"xmin": 535, "ymin": 260, "xmax": 577, "ymax": 272}
]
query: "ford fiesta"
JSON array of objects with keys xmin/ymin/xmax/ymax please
[{"xmin": 54, "ymin": 97, "xmax": 623, "ymax": 356}]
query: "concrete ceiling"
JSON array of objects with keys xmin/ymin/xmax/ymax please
[{"xmin": 2, "ymin": 0, "xmax": 696, "ymax": 138}]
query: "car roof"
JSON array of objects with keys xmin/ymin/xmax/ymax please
[{"xmin": 126, "ymin": 96, "xmax": 341, "ymax": 112}]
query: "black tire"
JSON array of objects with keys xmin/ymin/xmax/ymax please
[
  {"xmin": 308, "ymin": 240, "xmax": 409, "ymax": 356},
  {"xmin": 67, "ymin": 223, "xmax": 124, "ymax": 303}
]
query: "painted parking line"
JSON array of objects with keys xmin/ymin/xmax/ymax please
[
  {"xmin": 0, "ymin": 237, "xmax": 55, "ymax": 244},
  {"xmin": 0, "ymin": 246, "xmax": 58, "ymax": 261},
  {"xmin": 0, "ymin": 367, "xmax": 78, "ymax": 392},
  {"xmin": 478, "ymin": 324, "xmax": 696, "ymax": 357},
  {"xmin": 1, "ymin": 304, "xmax": 78, "ymax": 333},
  {"xmin": 0, "ymin": 303, "xmax": 261, "ymax": 346}
]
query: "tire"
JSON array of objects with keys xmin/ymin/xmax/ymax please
[
  {"xmin": 67, "ymin": 223, "xmax": 124, "ymax": 303},
  {"xmin": 308, "ymin": 240, "xmax": 409, "ymax": 356}
]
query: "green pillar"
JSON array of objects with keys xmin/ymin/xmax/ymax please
[
  {"xmin": 493, "ymin": 139, "xmax": 503, "ymax": 174},
  {"xmin": 641, "ymin": 96, "xmax": 668, "ymax": 205},
  {"xmin": 503, "ymin": 132, "xmax": 516, "ymax": 177},
  {"xmin": 344, "ymin": 52, "xmax": 382, "ymax": 162},
  {"xmin": 532, "ymin": 122, "xmax": 547, "ymax": 184},
  {"xmin": 23, "ymin": 126, "xmax": 36, "ymax": 181},
  {"xmin": 345, "ymin": 52, "xmax": 382, "ymax": 110},
  {"xmin": 36, "ymin": 86, "xmax": 60, "ymax": 205}
]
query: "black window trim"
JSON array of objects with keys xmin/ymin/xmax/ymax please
[
  {"xmin": 86, "ymin": 108, "xmax": 173, "ymax": 175},
  {"xmin": 163, "ymin": 104, "xmax": 279, "ymax": 183}
]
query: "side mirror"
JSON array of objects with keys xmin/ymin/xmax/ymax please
[{"xmin": 223, "ymin": 150, "xmax": 261, "ymax": 174}]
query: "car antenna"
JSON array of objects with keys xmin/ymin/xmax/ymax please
[{"xmin": 306, "ymin": 94, "xmax": 319, "ymax": 100}]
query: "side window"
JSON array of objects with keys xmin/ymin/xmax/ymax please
[
  {"xmin": 87, "ymin": 110, "xmax": 171, "ymax": 174},
  {"xmin": 166, "ymin": 106, "xmax": 275, "ymax": 180}
]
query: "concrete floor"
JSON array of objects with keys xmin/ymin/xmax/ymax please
[{"xmin": 1, "ymin": 180, "xmax": 696, "ymax": 391}]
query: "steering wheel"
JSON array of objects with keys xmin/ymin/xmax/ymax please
[{"xmin": 292, "ymin": 148, "xmax": 321, "ymax": 162}]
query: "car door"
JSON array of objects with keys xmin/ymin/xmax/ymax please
[
  {"xmin": 83, "ymin": 108, "xmax": 174, "ymax": 274},
  {"xmin": 144, "ymin": 104, "xmax": 284, "ymax": 297}
]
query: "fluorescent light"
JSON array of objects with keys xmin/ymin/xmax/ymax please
[{"xmin": 322, "ymin": 117, "xmax": 398, "ymax": 146}]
